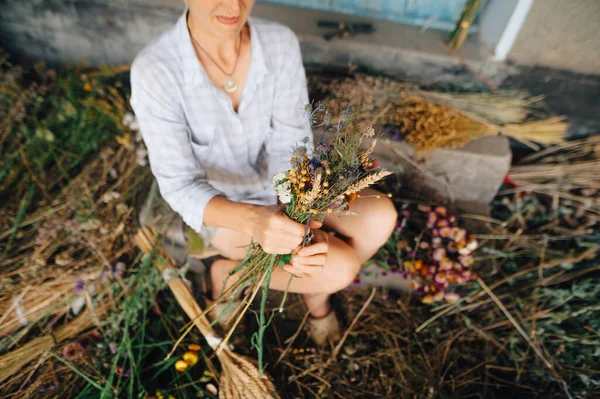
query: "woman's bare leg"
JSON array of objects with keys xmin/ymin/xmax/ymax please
[{"xmin": 209, "ymin": 188, "xmax": 396, "ymax": 316}]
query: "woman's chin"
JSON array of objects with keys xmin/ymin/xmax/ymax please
[{"xmin": 212, "ymin": 20, "xmax": 245, "ymax": 39}]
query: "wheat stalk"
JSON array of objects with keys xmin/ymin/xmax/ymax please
[
  {"xmin": 359, "ymin": 139, "xmax": 377, "ymax": 164},
  {"xmin": 344, "ymin": 171, "xmax": 392, "ymax": 196},
  {"xmin": 301, "ymin": 173, "xmax": 322, "ymax": 206}
]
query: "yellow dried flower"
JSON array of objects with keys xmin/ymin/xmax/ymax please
[
  {"xmin": 188, "ymin": 344, "xmax": 202, "ymax": 352},
  {"xmin": 175, "ymin": 360, "xmax": 189, "ymax": 372},
  {"xmin": 183, "ymin": 351, "xmax": 199, "ymax": 366}
]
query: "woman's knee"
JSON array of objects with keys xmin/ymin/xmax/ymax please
[
  {"xmin": 375, "ymin": 195, "xmax": 398, "ymax": 241},
  {"xmin": 322, "ymin": 244, "xmax": 361, "ymax": 293},
  {"xmin": 357, "ymin": 195, "xmax": 397, "ymax": 248}
]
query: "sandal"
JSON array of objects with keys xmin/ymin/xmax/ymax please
[
  {"xmin": 302, "ymin": 294, "xmax": 344, "ymax": 346},
  {"xmin": 308, "ymin": 310, "xmax": 342, "ymax": 346}
]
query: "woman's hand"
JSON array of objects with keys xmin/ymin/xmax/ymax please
[
  {"xmin": 247, "ymin": 205, "xmax": 321, "ymax": 254},
  {"xmin": 283, "ymin": 227, "xmax": 329, "ymax": 277}
]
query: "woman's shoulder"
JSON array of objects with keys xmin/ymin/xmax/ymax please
[
  {"xmin": 129, "ymin": 22, "xmax": 184, "ymax": 111},
  {"xmin": 250, "ymin": 17, "xmax": 301, "ymax": 68},
  {"xmin": 131, "ymin": 23, "xmax": 182, "ymax": 89}
]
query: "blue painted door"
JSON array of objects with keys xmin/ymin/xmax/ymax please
[{"xmin": 257, "ymin": 0, "xmax": 470, "ymax": 31}]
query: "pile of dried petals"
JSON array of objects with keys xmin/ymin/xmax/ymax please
[{"xmin": 375, "ymin": 204, "xmax": 478, "ymax": 303}]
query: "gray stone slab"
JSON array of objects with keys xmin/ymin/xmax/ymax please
[{"xmin": 369, "ymin": 135, "xmax": 512, "ymax": 215}]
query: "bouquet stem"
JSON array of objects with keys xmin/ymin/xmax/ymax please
[{"xmin": 255, "ymin": 255, "xmax": 277, "ymax": 375}]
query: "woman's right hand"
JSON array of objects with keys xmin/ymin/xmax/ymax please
[{"xmin": 246, "ymin": 205, "xmax": 307, "ymax": 254}]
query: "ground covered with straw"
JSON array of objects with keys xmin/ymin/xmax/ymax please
[{"xmin": 1, "ymin": 53, "xmax": 598, "ymax": 398}]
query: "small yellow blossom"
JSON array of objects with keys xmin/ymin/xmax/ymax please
[
  {"xmin": 175, "ymin": 360, "xmax": 189, "ymax": 372},
  {"xmin": 183, "ymin": 351, "xmax": 199, "ymax": 366},
  {"xmin": 188, "ymin": 344, "xmax": 202, "ymax": 352},
  {"xmin": 83, "ymin": 82, "xmax": 92, "ymax": 91}
]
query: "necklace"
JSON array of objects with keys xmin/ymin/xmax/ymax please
[{"xmin": 187, "ymin": 23, "xmax": 243, "ymax": 93}]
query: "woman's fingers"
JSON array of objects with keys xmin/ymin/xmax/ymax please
[
  {"xmin": 309, "ymin": 219, "xmax": 323, "ymax": 229},
  {"xmin": 296, "ymin": 242, "xmax": 328, "ymax": 257},
  {"xmin": 296, "ymin": 230, "xmax": 329, "ymax": 256},
  {"xmin": 293, "ymin": 254, "xmax": 327, "ymax": 267},
  {"xmin": 283, "ymin": 263, "xmax": 322, "ymax": 275}
]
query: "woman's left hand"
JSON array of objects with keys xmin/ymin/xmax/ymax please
[{"xmin": 283, "ymin": 225, "xmax": 329, "ymax": 277}]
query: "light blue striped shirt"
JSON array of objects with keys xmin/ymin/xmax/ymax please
[{"xmin": 130, "ymin": 11, "xmax": 311, "ymax": 234}]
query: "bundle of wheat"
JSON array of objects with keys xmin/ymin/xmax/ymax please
[
  {"xmin": 0, "ymin": 302, "xmax": 110, "ymax": 383},
  {"xmin": 415, "ymin": 90, "xmax": 542, "ymax": 125},
  {"xmin": 508, "ymin": 137, "xmax": 600, "ymax": 215},
  {"xmin": 386, "ymin": 96, "xmax": 496, "ymax": 151}
]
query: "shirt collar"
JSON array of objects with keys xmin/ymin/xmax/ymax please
[{"xmin": 177, "ymin": 11, "xmax": 268, "ymax": 88}]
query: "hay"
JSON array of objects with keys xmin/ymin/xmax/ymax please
[
  {"xmin": 508, "ymin": 137, "xmax": 600, "ymax": 215},
  {"xmin": 0, "ymin": 302, "xmax": 110, "ymax": 383},
  {"xmin": 133, "ymin": 227, "xmax": 280, "ymax": 399}
]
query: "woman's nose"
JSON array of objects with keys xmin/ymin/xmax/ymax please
[{"xmin": 220, "ymin": 0, "xmax": 242, "ymax": 15}]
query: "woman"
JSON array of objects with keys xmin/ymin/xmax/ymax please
[{"xmin": 130, "ymin": 0, "xmax": 397, "ymax": 344}]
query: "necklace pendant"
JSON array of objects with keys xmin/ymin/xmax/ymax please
[{"xmin": 224, "ymin": 76, "xmax": 237, "ymax": 93}]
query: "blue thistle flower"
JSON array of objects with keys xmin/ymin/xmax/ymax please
[
  {"xmin": 318, "ymin": 104, "xmax": 325, "ymax": 111},
  {"xmin": 347, "ymin": 105, "xmax": 354, "ymax": 113}
]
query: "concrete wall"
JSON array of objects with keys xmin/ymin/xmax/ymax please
[
  {"xmin": 0, "ymin": 0, "xmax": 184, "ymax": 66},
  {"xmin": 0, "ymin": 0, "xmax": 515, "ymax": 87},
  {"xmin": 508, "ymin": 0, "xmax": 600, "ymax": 75}
]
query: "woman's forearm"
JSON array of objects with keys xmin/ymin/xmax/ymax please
[{"xmin": 203, "ymin": 195, "xmax": 257, "ymax": 236}]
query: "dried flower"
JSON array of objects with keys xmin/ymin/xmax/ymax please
[
  {"xmin": 62, "ymin": 342, "xmax": 85, "ymax": 361},
  {"xmin": 188, "ymin": 344, "xmax": 202, "ymax": 352},
  {"xmin": 183, "ymin": 351, "xmax": 199, "ymax": 366},
  {"xmin": 175, "ymin": 360, "xmax": 189, "ymax": 372}
]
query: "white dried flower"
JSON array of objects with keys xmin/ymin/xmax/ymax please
[
  {"xmin": 275, "ymin": 180, "xmax": 293, "ymax": 204},
  {"xmin": 272, "ymin": 172, "xmax": 287, "ymax": 186}
]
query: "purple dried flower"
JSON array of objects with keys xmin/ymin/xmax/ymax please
[
  {"xmin": 38, "ymin": 383, "xmax": 59, "ymax": 393},
  {"xmin": 74, "ymin": 279, "xmax": 85, "ymax": 294},
  {"xmin": 113, "ymin": 261, "xmax": 126, "ymax": 277},
  {"xmin": 385, "ymin": 125, "xmax": 402, "ymax": 141},
  {"xmin": 109, "ymin": 341, "xmax": 117, "ymax": 354}
]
